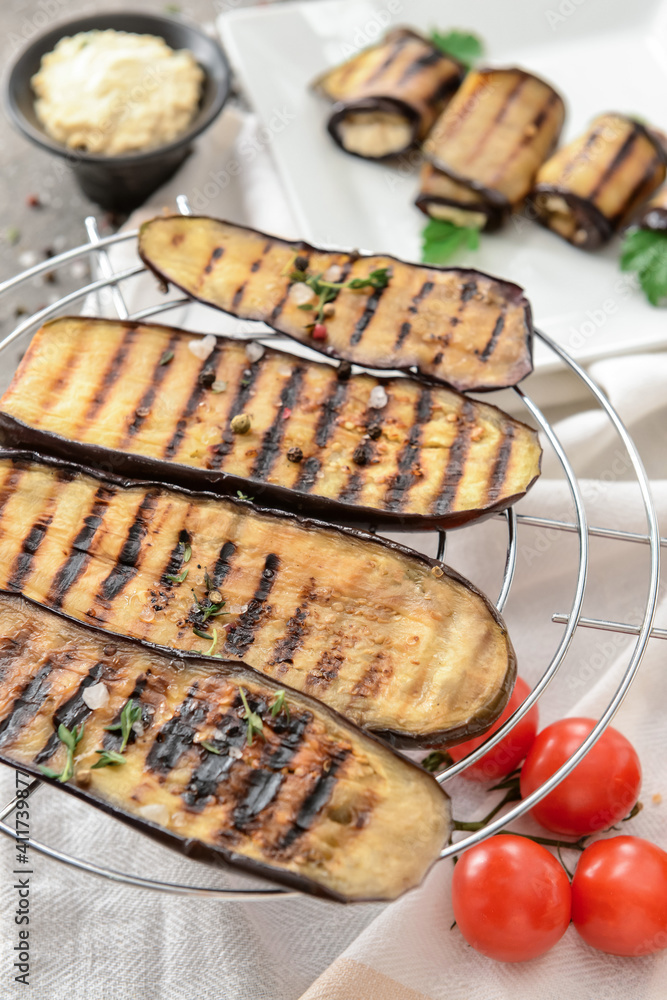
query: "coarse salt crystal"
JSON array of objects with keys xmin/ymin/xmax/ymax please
[
  {"xmin": 369, "ymin": 386, "xmax": 388, "ymax": 409},
  {"xmin": 132, "ymin": 721, "xmax": 144, "ymax": 738},
  {"xmin": 245, "ymin": 341, "xmax": 265, "ymax": 363},
  {"xmin": 229, "ymin": 746, "xmax": 243, "ymax": 760},
  {"xmin": 137, "ymin": 803, "xmax": 170, "ymax": 825},
  {"xmin": 288, "ymin": 281, "xmax": 315, "ymax": 306},
  {"xmin": 322, "ymin": 264, "xmax": 342, "ymax": 282},
  {"xmin": 188, "ymin": 334, "xmax": 216, "ymax": 361},
  {"xmin": 81, "ymin": 682, "xmax": 109, "ymax": 710},
  {"xmin": 19, "ymin": 251, "xmax": 38, "ymax": 269}
]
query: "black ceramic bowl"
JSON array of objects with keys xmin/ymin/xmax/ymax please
[{"xmin": 5, "ymin": 12, "xmax": 231, "ymax": 211}]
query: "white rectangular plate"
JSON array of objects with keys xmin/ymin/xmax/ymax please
[{"xmin": 219, "ymin": 0, "xmax": 667, "ymax": 374}]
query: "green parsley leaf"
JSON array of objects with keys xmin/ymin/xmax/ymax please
[
  {"xmin": 165, "ymin": 567, "xmax": 188, "ymax": 584},
  {"xmin": 421, "ymin": 750, "xmax": 453, "ymax": 773},
  {"xmin": 421, "ymin": 218, "xmax": 480, "ymax": 264},
  {"xmin": 430, "ymin": 29, "xmax": 484, "ymax": 69},
  {"xmin": 200, "ymin": 740, "xmax": 222, "ymax": 755},
  {"xmin": 183, "ymin": 543, "xmax": 192, "ymax": 564},
  {"xmin": 620, "ymin": 227, "xmax": 667, "ymax": 306},
  {"xmin": 238, "ymin": 688, "xmax": 264, "ymax": 746},
  {"xmin": 236, "ymin": 491, "xmax": 253, "ymax": 501}
]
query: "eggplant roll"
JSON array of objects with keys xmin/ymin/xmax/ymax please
[
  {"xmin": 0, "ymin": 594, "xmax": 451, "ymax": 901},
  {"xmin": 415, "ymin": 163, "xmax": 503, "ymax": 231},
  {"xmin": 312, "ymin": 28, "xmax": 464, "ymax": 160},
  {"xmin": 0, "ymin": 451, "xmax": 516, "ymax": 749},
  {"xmin": 138, "ymin": 216, "xmax": 534, "ymax": 393},
  {"xmin": 634, "ymin": 184, "xmax": 667, "ymax": 232},
  {"xmin": 532, "ymin": 114, "xmax": 667, "ymax": 249},
  {"xmin": 422, "ymin": 67, "xmax": 565, "ymax": 225},
  {"xmin": 0, "ymin": 317, "xmax": 542, "ymax": 531}
]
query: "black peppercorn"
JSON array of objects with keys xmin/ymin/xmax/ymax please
[
  {"xmin": 337, "ymin": 360, "xmax": 352, "ymax": 381},
  {"xmin": 353, "ymin": 443, "xmax": 370, "ymax": 466},
  {"xmin": 199, "ymin": 369, "xmax": 216, "ymax": 387},
  {"xmin": 294, "ymin": 254, "xmax": 308, "ymax": 271},
  {"xmin": 287, "ymin": 447, "xmax": 303, "ymax": 463}
]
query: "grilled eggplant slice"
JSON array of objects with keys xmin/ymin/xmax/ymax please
[
  {"xmin": 312, "ymin": 28, "xmax": 464, "ymax": 160},
  {"xmin": 415, "ymin": 163, "xmax": 503, "ymax": 231},
  {"xmin": 422, "ymin": 67, "xmax": 565, "ymax": 225},
  {"xmin": 532, "ymin": 114, "xmax": 667, "ymax": 249},
  {"xmin": 0, "ymin": 317, "xmax": 542, "ymax": 531},
  {"xmin": 0, "ymin": 593, "xmax": 451, "ymax": 902},
  {"xmin": 138, "ymin": 216, "xmax": 534, "ymax": 393},
  {"xmin": 0, "ymin": 451, "xmax": 516, "ymax": 749}
]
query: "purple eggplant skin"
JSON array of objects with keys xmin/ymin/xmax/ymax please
[
  {"xmin": 136, "ymin": 215, "xmax": 535, "ymax": 394},
  {"xmin": 0, "ymin": 319, "xmax": 542, "ymax": 533},
  {"xmin": 0, "ymin": 447, "xmax": 517, "ymax": 751},
  {"xmin": 0, "ymin": 591, "xmax": 452, "ymax": 903}
]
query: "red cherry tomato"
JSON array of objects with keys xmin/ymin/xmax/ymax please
[
  {"xmin": 572, "ymin": 837, "xmax": 667, "ymax": 956},
  {"xmin": 520, "ymin": 718, "xmax": 641, "ymax": 836},
  {"xmin": 451, "ymin": 835, "xmax": 571, "ymax": 962},
  {"xmin": 448, "ymin": 676, "xmax": 538, "ymax": 782}
]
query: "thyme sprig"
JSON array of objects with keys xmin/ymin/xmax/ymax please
[
  {"xmin": 39, "ymin": 722, "xmax": 85, "ymax": 783},
  {"xmin": 290, "ymin": 264, "xmax": 391, "ymax": 327},
  {"xmin": 200, "ymin": 740, "xmax": 222, "ymax": 755},
  {"xmin": 239, "ymin": 688, "xmax": 264, "ymax": 746},
  {"xmin": 93, "ymin": 699, "xmax": 142, "ymax": 769},
  {"xmin": 270, "ymin": 689, "xmax": 289, "ymax": 720}
]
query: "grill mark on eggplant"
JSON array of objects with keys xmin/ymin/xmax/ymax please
[
  {"xmin": 486, "ymin": 91, "xmax": 560, "ymax": 185},
  {"xmin": 350, "ymin": 651, "xmax": 392, "ymax": 700},
  {"xmin": 350, "ymin": 284, "xmax": 388, "ymax": 346},
  {"xmin": 83, "ymin": 326, "xmax": 137, "ymax": 423},
  {"xmin": 264, "ymin": 710, "xmax": 311, "ymax": 770},
  {"xmin": 432, "ymin": 400, "xmax": 475, "ymax": 515},
  {"xmin": 182, "ymin": 706, "xmax": 246, "ymax": 808},
  {"xmin": 0, "ymin": 466, "xmax": 25, "ymax": 520},
  {"xmin": 363, "ymin": 34, "xmax": 405, "ymax": 85},
  {"xmin": 163, "ymin": 343, "xmax": 222, "ymax": 460},
  {"xmin": 231, "ymin": 282, "xmax": 247, "ymax": 310},
  {"xmin": 462, "ymin": 75, "xmax": 528, "ymax": 169},
  {"xmin": 478, "ymin": 311, "xmax": 507, "ymax": 362},
  {"xmin": 123, "ymin": 331, "xmax": 181, "ymax": 440},
  {"xmin": 47, "ymin": 484, "xmax": 117, "ymax": 608},
  {"xmin": 486, "ymin": 425, "xmax": 515, "ymax": 503},
  {"xmin": 34, "ymin": 660, "xmax": 106, "ymax": 764},
  {"xmin": 398, "ymin": 48, "xmax": 443, "ymax": 82},
  {"xmin": 203, "ymin": 245, "xmax": 224, "ymax": 275},
  {"xmin": 208, "ymin": 359, "xmax": 264, "ymax": 468},
  {"xmin": 305, "ymin": 643, "xmax": 349, "ymax": 691},
  {"xmin": 277, "ymin": 749, "xmax": 348, "ymax": 849},
  {"xmin": 293, "ymin": 456, "xmax": 321, "ymax": 494},
  {"xmin": 6, "ymin": 514, "xmax": 53, "ymax": 592},
  {"xmin": 0, "ymin": 658, "xmax": 56, "ymax": 748},
  {"xmin": 223, "ymin": 554, "xmax": 280, "ymax": 657},
  {"xmin": 145, "ymin": 687, "xmax": 209, "ymax": 774},
  {"xmin": 250, "ymin": 259, "xmax": 262, "ymax": 273},
  {"xmin": 161, "ymin": 528, "xmax": 191, "ymax": 584},
  {"xmin": 588, "ymin": 130, "xmax": 638, "ymax": 200},
  {"xmin": 337, "ymin": 471, "xmax": 365, "ymax": 502},
  {"xmin": 97, "ymin": 491, "xmax": 158, "ymax": 603},
  {"xmin": 608, "ymin": 159, "xmax": 662, "ymax": 226},
  {"xmin": 213, "ymin": 540, "xmax": 237, "ymax": 589},
  {"xmin": 251, "ymin": 366, "xmax": 305, "ymax": 480},
  {"xmin": 233, "ymin": 769, "xmax": 285, "ymax": 828},
  {"xmin": 384, "ymin": 389, "xmax": 432, "ymax": 511},
  {"xmin": 558, "ymin": 124, "xmax": 605, "ymax": 184},
  {"xmin": 270, "ymin": 605, "xmax": 310, "ymax": 673},
  {"xmin": 393, "ymin": 280, "xmax": 432, "ymax": 350},
  {"xmin": 313, "ymin": 379, "xmax": 349, "ymax": 449}
]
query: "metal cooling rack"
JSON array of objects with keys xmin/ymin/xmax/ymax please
[{"xmin": 0, "ymin": 196, "xmax": 662, "ymax": 900}]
